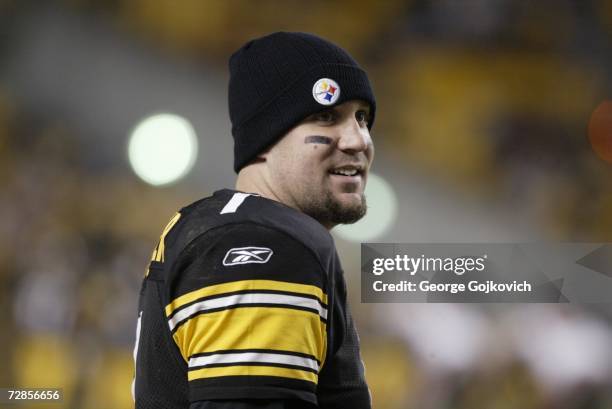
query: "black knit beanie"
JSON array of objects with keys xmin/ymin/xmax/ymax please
[{"xmin": 228, "ymin": 32, "xmax": 376, "ymax": 172}]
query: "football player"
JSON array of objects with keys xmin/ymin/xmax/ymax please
[{"xmin": 133, "ymin": 32, "xmax": 376, "ymax": 409}]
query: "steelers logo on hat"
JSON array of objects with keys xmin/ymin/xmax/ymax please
[{"xmin": 312, "ymin": 78, "xmax": 340, "ymax": 105}]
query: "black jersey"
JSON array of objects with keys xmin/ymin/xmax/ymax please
[{"xmin": 133, "ymin": 189, "xmax": 371, "ymax": 409}]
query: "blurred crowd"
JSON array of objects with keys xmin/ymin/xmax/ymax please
[{"xmin": 1, "ymin": 1, "xmax": 612, "ymax": 408}]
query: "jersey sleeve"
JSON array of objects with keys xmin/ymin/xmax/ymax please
[{"xmin": 163, "ymin": 222, "xmax": 328, "ymax": 405}]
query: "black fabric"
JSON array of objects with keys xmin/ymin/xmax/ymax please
[
  {"xmin": 134, "ymin": 190, "xmax": 371, "ymax": 408},
  {"xmin": 228, "ymin": 32, "xmax": 376, "ymax": 172},
  {"xmin": 190, "ymin": 399, "xmax": 317, "ymax": 409},
  {"xmin": 188, "ymin": 376, "xmax": 317, "ymax": 397},
  {"xmin": 134, "ymin": 279, "xmax": 189, "ymax": 409},
  {"xmin": 316, "ymin": 276, "xmax": 371, "ymax": 409},
  {"xmin": 168, "ymin": 222, "xmax": 327, "ymax": 300}
]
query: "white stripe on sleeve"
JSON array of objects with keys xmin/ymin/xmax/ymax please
[
  {"xmin": 189, "ymin": 351, "xmax": 319, "ymax": 372},
  {"xmin": 168, "ymin": 292, "xmax": 327, "ymax": 332}
]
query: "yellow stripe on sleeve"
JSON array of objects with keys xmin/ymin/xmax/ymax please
[
  {"xmin": 188, "ymin": 365, "xmax": 318, "ymax": 384},
  {"xmin": 149, "ymin": 212, "xmax": 182, "ymax": 268},
  {"xmin": 173, "ymin": 306, "xmax": 327, "ymax": 368}
]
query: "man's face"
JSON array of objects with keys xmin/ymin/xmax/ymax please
[{"xmin": 264, "ymin": 100, "xmax": 374, "ymax": 228}]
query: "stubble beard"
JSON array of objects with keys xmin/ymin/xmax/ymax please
[{"xmin": 300, "ymin": 187, "xmax": 368, "ymax": 226}]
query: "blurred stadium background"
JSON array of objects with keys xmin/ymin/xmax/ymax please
[{"xmin": 1, "ymin": 1, "xmax": 612, "ymax": 408}]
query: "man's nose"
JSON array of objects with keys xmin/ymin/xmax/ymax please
[{"xmin": 337, "ymin": 120, "xmax": 369, "ymax": 153}]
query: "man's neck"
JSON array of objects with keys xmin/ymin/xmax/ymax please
[
  {"xmin": 235, "ymin": 164, "xmax": 281, "ymax": 203},
  {"xmin": 235, "ymin": 165, "xmax": 335, "ymax": 231}
]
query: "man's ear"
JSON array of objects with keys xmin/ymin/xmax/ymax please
[
  {"xmin": 244, "ymin": 149, "xmax": 269, "ymax": 167},
  {"xmin": 255, "ymin": 147, "xmax": 272, "ymax": 161}
]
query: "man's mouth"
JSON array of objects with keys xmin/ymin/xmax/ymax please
[{"xmin": 328, "ymin": 164, "xmax": 364, "ymax": 177}]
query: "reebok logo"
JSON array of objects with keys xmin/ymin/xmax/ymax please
[{"xmin": 223, "ymin": 247, "xmax": 273, "ymax": 266}]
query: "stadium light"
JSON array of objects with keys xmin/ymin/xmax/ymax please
[{"xmin": 127, "ymin": 113, "xmax": 198, "ymax": 186}]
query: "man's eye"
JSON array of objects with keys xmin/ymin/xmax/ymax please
[
  {"xmin": 356, "ymin": 110, "xmax": 370, "ymax": 126},
  {"xmin": 314, "ymin": 111, "xmax": 335, "ymax": 122}
]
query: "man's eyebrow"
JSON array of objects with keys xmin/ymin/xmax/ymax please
[
  {"xmin": 357, "ymin": 104, "xmax": 371, "ymax": 113},
  {"xmin": 315, "ymin": 107, "xmax": 337, "ymax": 115},
  {"xmin": 304, "ymin": 135, "xmax": 332, "ymax": 145}
]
